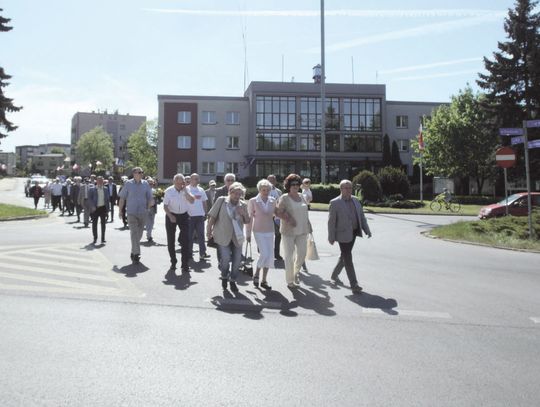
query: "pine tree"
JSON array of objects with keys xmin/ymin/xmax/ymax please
[
  {"xmin": 477, "ymin": 0, "xmax": 540, "ymax": 125},
  {"xmin": 382, "ymin": 134, "xmax": 391, "ymax": 166},
  {"xmin": 391, "ymin": 140, "xmax": 402, "ymax": 168},
  {"xmin": 0, "ymin": 8, "xmax": 22, "ymax": 141}
]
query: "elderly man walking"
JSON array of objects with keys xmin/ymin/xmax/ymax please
[
  {"xmin": 118, "ymin": 167, "xmax": 154, "ymax": 264},
  {"xmin": 328, "ymin": 179, "xmax": 372, "ymax": 294}
]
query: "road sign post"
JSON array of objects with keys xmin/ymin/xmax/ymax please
[{"xmin": 495, "ymin": 146, "xmax": 517, "ymax": 217}]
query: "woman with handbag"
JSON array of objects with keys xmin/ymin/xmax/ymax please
[
  {"xmin": 246, "ymin": 179, "xmax": 277, "ymax": 290},
  {"xmin": 276, "ymin": 173, "xmax": 311, "ymax": 289}
]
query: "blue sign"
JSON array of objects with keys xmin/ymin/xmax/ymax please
[
  {"xmin": 511, "ymin": 136, "xmax": 524, "ymax": 145},
  {"xmin": 528, "ymin": 140, "xmax": 540, "ymax": 149},
  {"xmin": 499, "ymin": 128, "xmax": 523, "ymax": 136},
  {"xmin": 526, "ymin": 119, "xmax": 540, "ymax": 128}
]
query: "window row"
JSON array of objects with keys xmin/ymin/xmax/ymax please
[
  {"xmin": 395, "ymin": 115, "xmax": 432, "ymax": 129},
  {"xmin": 255, "ymin": 133, "xmax": 382, "ymax": 153},
  {"xmin": 178, "ymin": 136, "xmax": 239, "ymax": 150},
  {"xmin": 176, "ymin": 161, "xmax": 240, "ymax": 175},
  {"xmin": 177, "ymin": 111, "xmax": 240, "ymax": 125}
]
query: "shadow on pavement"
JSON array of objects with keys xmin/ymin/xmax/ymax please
[
  {"xmin": 210, "ymin": 291, "xmax": 264, "ymax": 320},
  {"xmin": 346, "ymin": 292, "xmax": 398, "ymax": 315},
  {"xmin": 190, "ymin": 260, "xmax": 212, "ymax": 273},
  {"xmin": 162, "ymin": 269, "xmax": 198, "ymax": 290},
  {"xmin": 112, "ymin": 263, "xmax": 149, "ymax": 278},
  {"xmin": 290, "ymin": 286, "xmax": 336, "ymax": 316}
]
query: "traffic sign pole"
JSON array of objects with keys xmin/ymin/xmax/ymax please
[
  {"xmin": 522, "ymin": 120, "xmax": 533, "ymax": 240},
  {"xmin": 504, "ymin": 167, "xmax": 509, "ymax": 216}
]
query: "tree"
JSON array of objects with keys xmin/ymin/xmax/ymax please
[
  {"xmin": 378, "ymin": 166, "xmax": 410, "ymax": 198},
  {"xmin": 415, "ymin": 87, "xmax": 499, "ymax": 194},
  {"xmin": 50, "ymin": 147, "xmax": 66, "ymax": 156},
  {"xmin": 477, "ymin": 0, "xmax": 540, "ymax": 125},
  {"xmin": 76, "ymin": 126, "xmax": 114, "ymax": 171},
  {"xmin": 0, "ymin": 9, "xmax": 22, "ymax": 142},
  {"xmin": 382, "ymin": 134, "xmax": 391, "ymax": 166},
  {"xmin": 391, "ymin": 140, "xmax": 402, "ymax": 168},
  {"xmin": 352, "ymin": 170, "xmax": 382, "ymax": 202},
  {"xmin": 126, "ymin": 120, "xmax": 158, "ymax": 177}
]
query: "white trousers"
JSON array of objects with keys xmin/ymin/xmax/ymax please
[
  {"xmin": 281, "ymin": 233, "xmax": 308, "ymax": 284},
  {"xmin": 254, "ymin": 232, "xmax": 274, "ymax": 269}
]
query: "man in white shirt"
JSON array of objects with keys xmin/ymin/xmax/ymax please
[
  {"xmin": 163, "ymin": 173, "xmax": 195, "ymax": 276},
  {"xmin": 187, "ymin": 173, "xmax": 210, "ymax": 262},
  {"xmin": 50, "ymin": 178, "xmax": 63, "ymax": 212}
]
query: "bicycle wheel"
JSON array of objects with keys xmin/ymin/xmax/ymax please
[
  {"xmin": 430, "ymin": 200, "xmax": 442, "ymax": 211},
  {"xmin": 449, "ymin": 201, "xmax": 461, "ymax": 213}
]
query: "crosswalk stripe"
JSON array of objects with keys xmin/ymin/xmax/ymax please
[
  {"xmin": 0, "ymin": 271, "xmax": 121, "ymax": 292},
  {"xmin": 43, "ymin": 246, "xmax": 102, "ymax": 262},
  {"xmin": 0, "ymin": 283, "xmax": 126, "ymax": 296},
  {"xmin": 0, "ymin": 253, "xmax": 103, "ymax": 273},
  {"xmin": 0, "ymin": 261, "xmax": 115, "ymax": 282},
  {"xmin": 361, "ymin": 308, "xmax": 452, "ymax": 319}
]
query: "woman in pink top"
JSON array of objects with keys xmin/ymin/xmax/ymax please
[{"xmin": 246, "ymin": 179, "xmax": 277, "ymax": 290}]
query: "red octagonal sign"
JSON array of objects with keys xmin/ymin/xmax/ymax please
[{"xmin": 495, "ymin": 146, "xmax": 516, "ymax": 168}]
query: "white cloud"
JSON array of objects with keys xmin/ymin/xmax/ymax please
[
  {"xmin": 143, "ymin": 8, "xmax": 505, "ymax": 18},
  {"xmin": 390, "ymin": 69, "xmax": 480, "ymax": 82},
  {"xmin": 305, "ymin": 12, "xmax": 506, "ymax": 53},
  {"xmin": 379, "ymin": 57, "xmax": 483, "ymax": 75}
]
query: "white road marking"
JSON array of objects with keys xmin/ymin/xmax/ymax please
[
  {"xmin": 0, "ymin": 261, "xmax": 114, "ymax": 282},
  {"xmin": 530, "ymin": 317, "xmax": 540, "ymax": 324},
  {"xmin": 0, "ymin": 254, "xmax": 106, "ymax": 273},
  {"xmin": 0, "ymin": 271, "xmax": 121, "ymax": 292},
  {"xmin": 362, "ymin": 308, "xmax": 452, "ymax": 319},
  {"xmin": 205, "ymin": 297, "xmax": 283, "ymax": 309}
]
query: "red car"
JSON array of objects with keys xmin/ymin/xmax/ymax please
[{"xmin": 478, "ymin": 192, "xmax": 540, "ymax": 219}]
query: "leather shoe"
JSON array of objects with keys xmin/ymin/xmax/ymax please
[{"xmin": 351, "ymin": 285, "xmax": 363, "ymax": 294}]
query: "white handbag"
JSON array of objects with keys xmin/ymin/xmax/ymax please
[{"xmin": 306, "ymin": 233, "xmax": 319, "ymax": 261}]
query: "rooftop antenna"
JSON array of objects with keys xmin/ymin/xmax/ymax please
[
  {"xmin": 375, "ymin": 70, "xmax": 379, "ymax": 84},
  {"xmin": 242, "ymin": 25, "xmax": 248, "ymax": 92},
  {"xmin": 351, "ymin": 56, "xmax": 355, "ymax": 84}
]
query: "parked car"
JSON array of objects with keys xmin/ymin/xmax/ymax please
[
  {"xmin": 25, "ymin": 175, "xmax": 50, "ymax": 197},
  {"xmin": 478, "ymin": 192, "xmax": 540, "ymax": 219}
]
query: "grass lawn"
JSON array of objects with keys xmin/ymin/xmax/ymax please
[
  {"xmin": 0, "ymin": 203, "xmax": 47, "ymax": 220},
  {"xmin": 429, "ymin": 212, "xmax": 540, "ymax": 251},
  {"xmin": 311, "ymin": 201, "xmax": 483, "ymax": 216}
]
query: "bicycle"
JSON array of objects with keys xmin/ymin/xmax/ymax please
[{"xmin": 430, "ymin": 196, "xmax": 461, "ymax": 213}]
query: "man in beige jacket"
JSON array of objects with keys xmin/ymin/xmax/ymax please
[{"xmin": 328, "ymin": 179, "xmax": 372, "ymax": 293}]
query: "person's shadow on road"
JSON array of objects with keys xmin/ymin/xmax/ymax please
[
  {"xmin": 210, "ymin": 291, "xmax": 264, "ymax": 320},
  {"xmin": 112, "ymin": 263, "xmax": 149, "ymax": 278},
  {"xmin": 346, "ymin": 292, "xmax": 398, "ymax": 315},
  {"xmin": 162, "ymin": 269, "xmax": 198, "ymax": 290},
  {"xmin": 290, "ymin": 287, "xmax": 336, "ymax": 317}
]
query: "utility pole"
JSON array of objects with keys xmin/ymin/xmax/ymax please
[{"xmin": 320, "ymin": 0, "xmax": 326, "ymax": 184}]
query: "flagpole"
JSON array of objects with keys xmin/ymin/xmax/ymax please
[
  {"xmin": 418, "ymin": 123, "xmax": 424, "ymax": 203},
  {"xmin": 419, "ymin": 153, "xmax": 423, "ymax": 203}
]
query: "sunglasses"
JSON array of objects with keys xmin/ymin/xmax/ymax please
[{"xmin": 290, "ymin": 182, "xmax": 300, "ymax": 186}]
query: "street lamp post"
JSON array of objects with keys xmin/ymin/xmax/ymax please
[{"xmin": 320, "ymin": 0, "xmax": 326, "ymax": 184}]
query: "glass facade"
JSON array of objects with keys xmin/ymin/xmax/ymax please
[
  {"xmin": 256, "ymin": 96, "xmax": 296, "ymax": 129},
  {"xmin": 256, "ymin": 133, "xmax": 296, "ymax": 151},
  {"xmin": 343, "ymin": 98, "xmax": 381, "ymax": 131}
]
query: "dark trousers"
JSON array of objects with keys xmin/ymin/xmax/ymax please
[
  {"xmin": 274, "ymin": 221, "xmax": 281, "ymax": 258},
  {"xmin": 166, "ymin": 212, "xmax": 190, "ymax": 269},
  {"xmin": 332, "ymin": 235, "xmax": 358, "ymax": 287},
  {"xmin": 33, "ymin": 196, "xmax": 40, "ymax": 208},
  {"xmin": 92, "ymin": 206, "xmax": 107, "ymax": 241},
  {"xmin": 52, "ymin": 195, "xmax": 62, "ymax": 211},
  {"xmin": 62, "ymin": 197, "xmax": 73, "ymax": 214},
  {"xmin": 109, "ymin": 198, "xmax": 116, "ymax": 221}
]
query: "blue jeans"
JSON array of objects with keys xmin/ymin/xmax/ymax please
[
  {"xmin": 188, "ymin": 215, "xmax": 207, "ymax": 257},
  {"xmin": 217, "ymin": 241, "xmax": 242, "ymax": 282}
]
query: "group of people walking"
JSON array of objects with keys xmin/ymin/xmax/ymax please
[{"xmin": 118, "ymin": 167, "xmax": 373, "ymax": 295}]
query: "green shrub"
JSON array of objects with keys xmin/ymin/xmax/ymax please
[
  {"xmin": 352, "ymin": 170, "xmax": 382, "ymax": 202},
  {"xmin": 311, "ymin": 184, "xmax": 341, "ymax": 203},
  {"xmin": 378, "ymin": 166, "xmax": 410, "ymax": 198}
]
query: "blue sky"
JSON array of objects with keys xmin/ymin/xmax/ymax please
[{"xmin": 0, "ymin": 0, "xmax": 527, "ymax": 152}]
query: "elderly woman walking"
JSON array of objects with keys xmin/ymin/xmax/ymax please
[
  {"xmin": 246, "ymin": 179, "xmax": 277, "ymax": 290},
  {"xmin": 276, "ymin": 173, "xmax": 311, "ymax": 289},
  {"xmin": 206, "ymin": 182, "xmax": 251, "ymax": 292}
]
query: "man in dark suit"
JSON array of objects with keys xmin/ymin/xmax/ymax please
[
  {"xmin": 61, "ymin": 179, "xmax": 74, "ymax": 216},
  {"xmin": 88, "ymin": 176, "xmax": 110, "ymax": 244},
  {"xmin": 107, "ymin": 176, "xmax": 118, "ymax": 222},
  {"xmin": 328, "ymin": 179, "xmax": 372, "ymax": 294},
  {"xmin": 70, "ymin": 177, "xmax": 82, "ymax": 222}
]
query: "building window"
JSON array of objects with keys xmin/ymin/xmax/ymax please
[
  {"xmin": 226, "ymin": 111, "xmax": 240, "ymax": 125},
  {"xmin": 216, "ymin": 161, "xmax": 225, "ymax": 174},
  {"xmin": 343, "ymin": 98, "xmax": 382, "ymax": 132},
  {"xmin": 226, "ymin": 162, "xmax": 239, "ymax": 174},
  {"xmin": 419, "ymin": 115, "xmax": 431, "ymax": 126},
  {"xmin": 299, "ymin": 97, "xmax": 340, "ymax": 130},
  {"xmin": 226, "ymin": 136, "xmax": 239, "ymax": 149},
  {"xmin": 256, "ymin": 133, "xmax": 296, "ymax": 151},
  {"xmin": 177, "ymin": 136, "xmax": 191, "ymax": 149},
  {"xmin": 202, "ymin": 136, "xmax": 216, "ymax": 150},
  {"xmin": 255, "ymin": 160, "xmax": 296, "ymax": 178},
  {"xmin": 177, "ymin": 111, "xmax": 191, "ymax": 124},
  {"xmin": 344, "ymin": 134, "xmax": 382, "ymax": 152},
  {"xmin": 396, "ymin": 115, "xmax": 408, "ymax": 129},
  {"xmin": 299, "ymin": 134, "xmax": 320, "ymax": 151},
  {"xmin": 256, "ymin": 96, "xmax": 296, "ymax": 129},
  {"xmin": 202, "ymin": 161, "xmax": 215, "ymax": 174},
  {"xmin": 201, "ymin": 111, "xmax": 216, "ymax": 124},
  {"xmin": 177, "ymin": 161, "xmax": 191, "ymax": 174},
  {"xmin": 398, "ymin": 139, "xmax": 409, "ymax": 152}
]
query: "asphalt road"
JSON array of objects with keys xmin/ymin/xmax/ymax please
[{"xmin": 1, "ymin": 177, "xmax": 539, "ymax": 406}]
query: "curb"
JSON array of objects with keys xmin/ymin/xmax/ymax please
[
  {"xmin": 0, "ymin": 213, "xmax": 49, "ymax": 222},
  {"xmin": 422, "ymin": 231, "xmax": 540, "ymax": 254}
]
